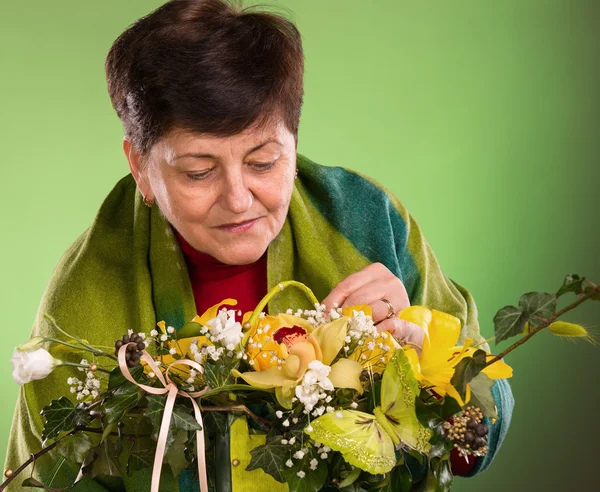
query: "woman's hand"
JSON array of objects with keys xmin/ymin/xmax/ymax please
[{"xmin": 322, "ymin": 263, "xmax": 424, "ymax": 351}]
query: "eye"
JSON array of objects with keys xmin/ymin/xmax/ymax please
[
  {"xmin": 250, "ymin": 162, "xmax": 275, "ymax": 171},
  {"xmin": 186, "ymin": 170, "xmax": 212, "ymax": 181}
]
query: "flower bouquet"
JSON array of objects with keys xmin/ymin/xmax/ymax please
[{"xmin": 2, "ymin": 275, "xmax": 598, "ymax": 492}]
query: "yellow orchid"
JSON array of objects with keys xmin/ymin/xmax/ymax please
[
  {"xmin": 233, "ymin": 316, "xmax": 364, "ymax": 409},
  {"xmin": 400, "ymin": 306, "xmax": 513, "ymax": 406},
  {"xmin": 242, "ymin": 313, "xmax": 314, "ymax": 371}
]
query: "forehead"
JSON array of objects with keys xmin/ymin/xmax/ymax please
[{"xmin": 154, "ymin": 118, "xmax": 289, "ymax": 161}]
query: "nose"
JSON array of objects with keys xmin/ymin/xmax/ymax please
[{"xmin": 221, "ymin": 169, "xmax": 253, "ymax": 214}]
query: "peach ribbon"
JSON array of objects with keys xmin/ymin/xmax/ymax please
[{"xmin": 117, "ymin": 343, "xmax": 210, "ymax": 492}]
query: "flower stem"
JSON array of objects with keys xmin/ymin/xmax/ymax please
[
  {"xmin": 485, "ymin": 283, "xmax": 600, "ymax": 368},
  {"xmin": 247, "ymin": 281, "xmax": 319, "ymax": 326},
  {"xmin": 57, "ymin": 361, "xmax": 112, "ymax": 374}
]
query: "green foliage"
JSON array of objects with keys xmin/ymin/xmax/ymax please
[
  {"xmin": 80, "ymin": 441, "xmax": 122, "ymax": 479},
  {"xmin": 203, "ymin": 357, "xmax": 239, "ymax": 388},
  {"xmin": 557, "ymin": 274, "xmax": 586, "ymax": 297},
  {"xmin": 108, "ymin": 364, "xmax": 144, "ymax": 390},
  {"xmin": 518, "ymin": 292, "xmax": 556, "ymax": 327},
  {"xmin": 57, "ymin": 432, "xmax": 94, "ymax": 464},
  {"xmin": 246, "ymin": 435, "xmax": 289, "ymax": 483},
  {"xmin": 41, "ymin": 398, "xmax": 85, "ymax": 442},
  {"xmin": 493, "ymin": 306, "xmax": 528, "ymax": 343},
  {"xmin": 165, "ymin": 429, "xmax": 190, "ymax": 478},
  {"xmin": 468, "ymin": 373, "xmax": 498, "ymax": 419},
  {"xmin": 378, "ymin": 465, "xmax": 413, "ymax": 492},
  {"xmin": 583, "ymin": 285, "xmax": 600, "ymax": 301},
  {"xmin": 104, "ymin": 384, "xmax": 142, "ymax": 423},
  {"xmin": 127, "ymin": 448, "xmax": 154, "ymax": 475},
  {"xmin": 21, "ymin": 477, "xmax": 62, "ymax": 491},
  {"xmin": 450, "ymin": 349, "xmax": 487, "ymax": 402}
]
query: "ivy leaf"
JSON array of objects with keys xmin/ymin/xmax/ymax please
[
  {"xmin": 41, "ymin": 397, "xmax": 76, "ymax": 442},
  {"xmin": 127, "ymin": 448, "xmax": 155, "ymax": 475},
  {"xmin": 468, "ymin": 373, "xmax": 498, "ymax": 419},
  {"xmin": 203, "ymin": 359, "xmax": 239, "ymax": 388},
  {"xmin": 450, "ymin": 350, "xmax": 487, "ymax": 402},
  {"xmin": 431, "ymin": 458, "xmax": 453, "ymax": 492},
  {"xmin": 518, "ymin": 292, "xmax": 557, "ymax": 327},
  {"xmin": 416, "ymin": 395, "xmax": 462, "ymax": 430},
  {"xmin": 57, "ymin": 432, "xmax": 94, "ymax": 464},
  {"xmin": 21, "ymin": 478, "xmax": 62, "ymax": 491},
  {"xmin": 108, "ymin": 364, "xmax": 144, "ymax": 390},
  {"xmin": 171, "ymin": 404, "xmax": 202, "ymax": 432},
  {"xmin": 104, "ymin": 383, "xmax": 142, "ymax": 423},
  {"xmin": 557, "ymin": 274, "xmax": 585, "ymax": 297},
  {"xmin": 80, "ymin": 441, "xmax": 122, "ymax": 479},
  {"xmin": 378, "ymin": 465, "xmax": 412, "ymax": 492},
  {"xmin": 246, "ymin": 436, "xmax": 288, "ymax": 483},
  {"xmin": 165, "ymin": 429, "xmax": 190, "ymax": 478},
  {"xmin": 494, "ymin": 306, "xmax": 528, "ymax": 343}
]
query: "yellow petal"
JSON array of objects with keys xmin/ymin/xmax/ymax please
[
  {"xmin": 482, "ymin": 357, "xmax": 513, "ymax": 379},
  {"xmin": 232, "ymin": 367, "xmax": 287, "ymax": 389},
  {"xmin": 276, "ymin": 379, "xmax": 298, "ymax": 409},
  {"xmin": 341, "ymin": 305, "xmax": 373, "ymax": 318},
  {"xmin": 310, "ymin": 317, "xmax": 349, "ymax": 365},
  {"xmin": 443, "ymin": 383, "xmax": 469, "ymax": 407},
  {"xmin": 398, "ymin": 306, "xmax": 432, "ymax": 332},
  {"xmin": 282, "ymin": 354, "xmax": 301, "ymax": 380},
  {"xmin": 289, "ymin": 341, "xmax": 319, "ymax": 378},
  {"xmin": 192, "ymin": 298, "xmax": 238, "ymax": 326},
  {"xmin": 428, "ymin": 310, "xmax": 461, "ymax": 350},
  {"xmin": 329, "ymin": 359, "xmax": 364, "ymax": 394},
  {"xmin": 403, "ymin": 347, "xmax": 424, "ymax": 381}
]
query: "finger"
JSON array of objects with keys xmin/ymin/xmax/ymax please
[
  {"xmin": 322, "ymin": 263, "xmax": 385, "ymax": 310},
  {"xmin": 341, "ymin": 279, "xmax": 397, "ymax": 320},
  {"xmin": 376, "ymin": 318, "xmax": 425, "ymax": 353}
]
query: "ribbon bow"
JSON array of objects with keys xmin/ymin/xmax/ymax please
[{"xmin": 118, "ymin": 343, "xmax": 210, "ymax": 492}]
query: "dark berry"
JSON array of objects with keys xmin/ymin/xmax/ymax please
[
  {"xmin": 137, "ymin": 342, "xmax": 146, "ymax": 351},
  {"xmin": 127, "ymin": 344, "xmax": 136, "ymax": 352},
  {"xmin": 122, "ymin": 334, "xmax": 130, "ymax": 343},
  {"xmin": 467, "ymin": 419, "xmax": 478, "ymax": 430},
  {"xmin": 474, "ymin": 436, "xmax": 486, "ymax": 449},
  {"xmin": 475, "ymin": 424, "xmax": 488, "ymax": 437},
  {"xmin": 464, "ymin": 431, "xmax": 475, "ymax": 444},
  {"xmin": 115, "ymin": 340, "xmax": 123, "ymax": 350}
]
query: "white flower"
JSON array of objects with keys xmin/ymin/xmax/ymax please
[
  {"xmin": 11, "ymin": 348, "xmax": 60, "ymax": 385},
  {"xmin": 281, "ymin": 439, "xmax": 288, "ymax": 445},
  {"xmin": 160, "ymin": 334, "xmax": 168, "ymax": 342},
  {"xmin": 206, "ymin": 309, "xmax": 243, "ymax": 348},
  {"xmin": 335, "ymin": 411, "xmax": 343, "ymax": 419},
  {"xmin": 150, "ymin": 329, "xmax": 158, "ymax": 337},
  {"xmin": 320, "ymin": 452, "xmax": 328, "ymax": 460},
  {"xmin": 350, "ymin": 402, "xmax": 358, "ymax": 409},
  {"xmin": 286, "ymin": 459, "xmax": 294, "ymax": 468},
  {"xmin": 283, "ymin": 419, "xmax": 290, "ymax": 427},
  {"xmin": 288, "ymin": 436, "xmax": 296, "ymax": 445},
  {"xmin": 305, "ymin": 425, "xmax": 313, "ymax": 433},
  {"xmin": 127, "ymin": 329, "xmax": 134, "ymax": 335},
  {"xmin": 297, "ymin": 471, "xmax": 306, "ymax": 478},
  {"xmin": 169, "ymin": 347, "xmax": 177, "ymax": 355},
  {"xmin": 293, "ymin": 450, "xmax": 305, "ymax": 459},
  {"xmin": 275, "ymin": 410, "xmax": 283, "ymax": 419},
  {"xmin": 309, "ymin": 458, "xmax": 319, "ymax": 470},
  {"xmin": 148, "ymin": 371, "xmax": 156, "ymax": 378},
  {"xmin": 167, "ymin": 326, "xmax": 175, "ymax": 334}
]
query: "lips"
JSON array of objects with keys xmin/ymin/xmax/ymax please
[{"xmin": 216, "ymin": 218, "xmax": 260, "ymax": 232}]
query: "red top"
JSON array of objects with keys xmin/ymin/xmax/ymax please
[{"xmin": 174, "ymin": 231, "xmax": 476, "ymax": 476}]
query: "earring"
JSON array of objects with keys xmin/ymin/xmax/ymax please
[{"xmin": 143, "ymin": 192, "xmax": 154, "ymax": 208}]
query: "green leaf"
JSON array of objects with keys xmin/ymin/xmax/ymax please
[
  {"xmin": 416, "ymin": 395, "xmax": 462, "ymax": 430},
  {"xmin": 431, "ymin": 458, "xmax": 453, "ymax": 492},
  {"xmin": 468, "ymin": 373, "xmax": 498, "ymax": 419},
  {"xmin": 57, "ymin": 432, "xmax": 94, "ymax": 464},
  {"xmin": 127, "ymin": 448, "xmax": 155, "ymax": 475},
  {"xmin": 557, "ymin": 274, "xmax": 585, "ymax": 297},
  {"xmin": 246, "ymin": 435, "xmax": 288, "ymax": 483},
  {"xmin": 21, "ymin": 478, "xmax": 62, "ymax": 491},
  {"xmin": 165, "ymin": 429, "xmax": 190, "ymax": 479},
  {"xmin": 80, "ymin": 441, "xmax": 122, "ymax": 479},
  {"xmin": 104, "ymin": 383, "xmax": 142, "ymax": 423},
  {"xmin": 378, "ymin": 465, "xmax": 413, "ymax": 492},
  {"xmin": 518, "ymin": 292, "xmax": 557, "ymax": 326},
  {"xmin": 41, "ymin": 397, "xmax": 76, "ymax": 442},
  {"xmin": 171, "ymin": 404, "xmax": 202, "ymax": 432},
  {"xmin": 450, "ymin": 350, "xmax": 487, "ymax": 402},
  {"xmin": 108, "ymin": 364, "xmax": 144, "ymax": 390},
  {"xmin": 176, "ymin": 321, "xmax": 204, "ymax": 339},
  {"xmin": 203, "ymin": 359, "xmax": 239, "ymax": 388},
  {"xmin": 493, "ymin": 306, "xmax": 528, "ymax": 343}
]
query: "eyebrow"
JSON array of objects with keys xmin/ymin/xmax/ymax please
[{"xmin": 172, "ymin": 138, "xmax": 282, "ymax": 162}]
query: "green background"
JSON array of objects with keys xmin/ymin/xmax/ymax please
[{"xmin": 1, "ymin": 0, "xmax": 598, "ymax": 490}]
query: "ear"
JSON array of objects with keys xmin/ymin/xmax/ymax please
[{"xmin": 123, "ymin": 138, "xmax": 154, "ymax": 201}]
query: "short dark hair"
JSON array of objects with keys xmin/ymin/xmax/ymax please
[{"xmin": 106, "ymin": 0, "xmax": 304, "ymax": 155}]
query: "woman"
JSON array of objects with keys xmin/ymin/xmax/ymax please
[{"xmin": 5, "ymin": 0, "xmax": 513, "ymax": 490}]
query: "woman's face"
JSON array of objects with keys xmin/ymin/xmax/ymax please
[{"xmin": 127, "ymin": 119, "xmax": 297, "ymax": 265}]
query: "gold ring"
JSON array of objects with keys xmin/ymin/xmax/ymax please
[
  {"xmin": 401, "ymin": 341, "xmax": 423, "ymax": 351},
  {"xmin": 380, "ymin": 298, "xmax": 396, "ymax": 319}
]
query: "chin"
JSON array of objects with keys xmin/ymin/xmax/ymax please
[{"xmin": 213, "ymin": 244, "xmax": 267, "ymax": 266}]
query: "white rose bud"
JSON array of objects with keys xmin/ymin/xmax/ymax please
[
  {"xmin": 11, "ymin": 348, "xmax": 61, "ymax": 385},
  {"xmin": 17, "ymin": 337, "xmax": 46, "ymax": 352}
]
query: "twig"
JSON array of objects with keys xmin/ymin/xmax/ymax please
[
  {"xmin": 485, "ymin": 284, "xmax": 600, "ymax": 368},
  {"xmin": 0, "ymin": 429, "xmax": 78, "ymax": 491},
  {"xmin": 201, "ymin": 405, "xmax": 271, "ymax": 431}
]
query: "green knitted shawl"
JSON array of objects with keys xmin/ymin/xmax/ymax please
[{"xmin": 4, "ymin": 154, "xmax": 512, "ymax": 491}]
